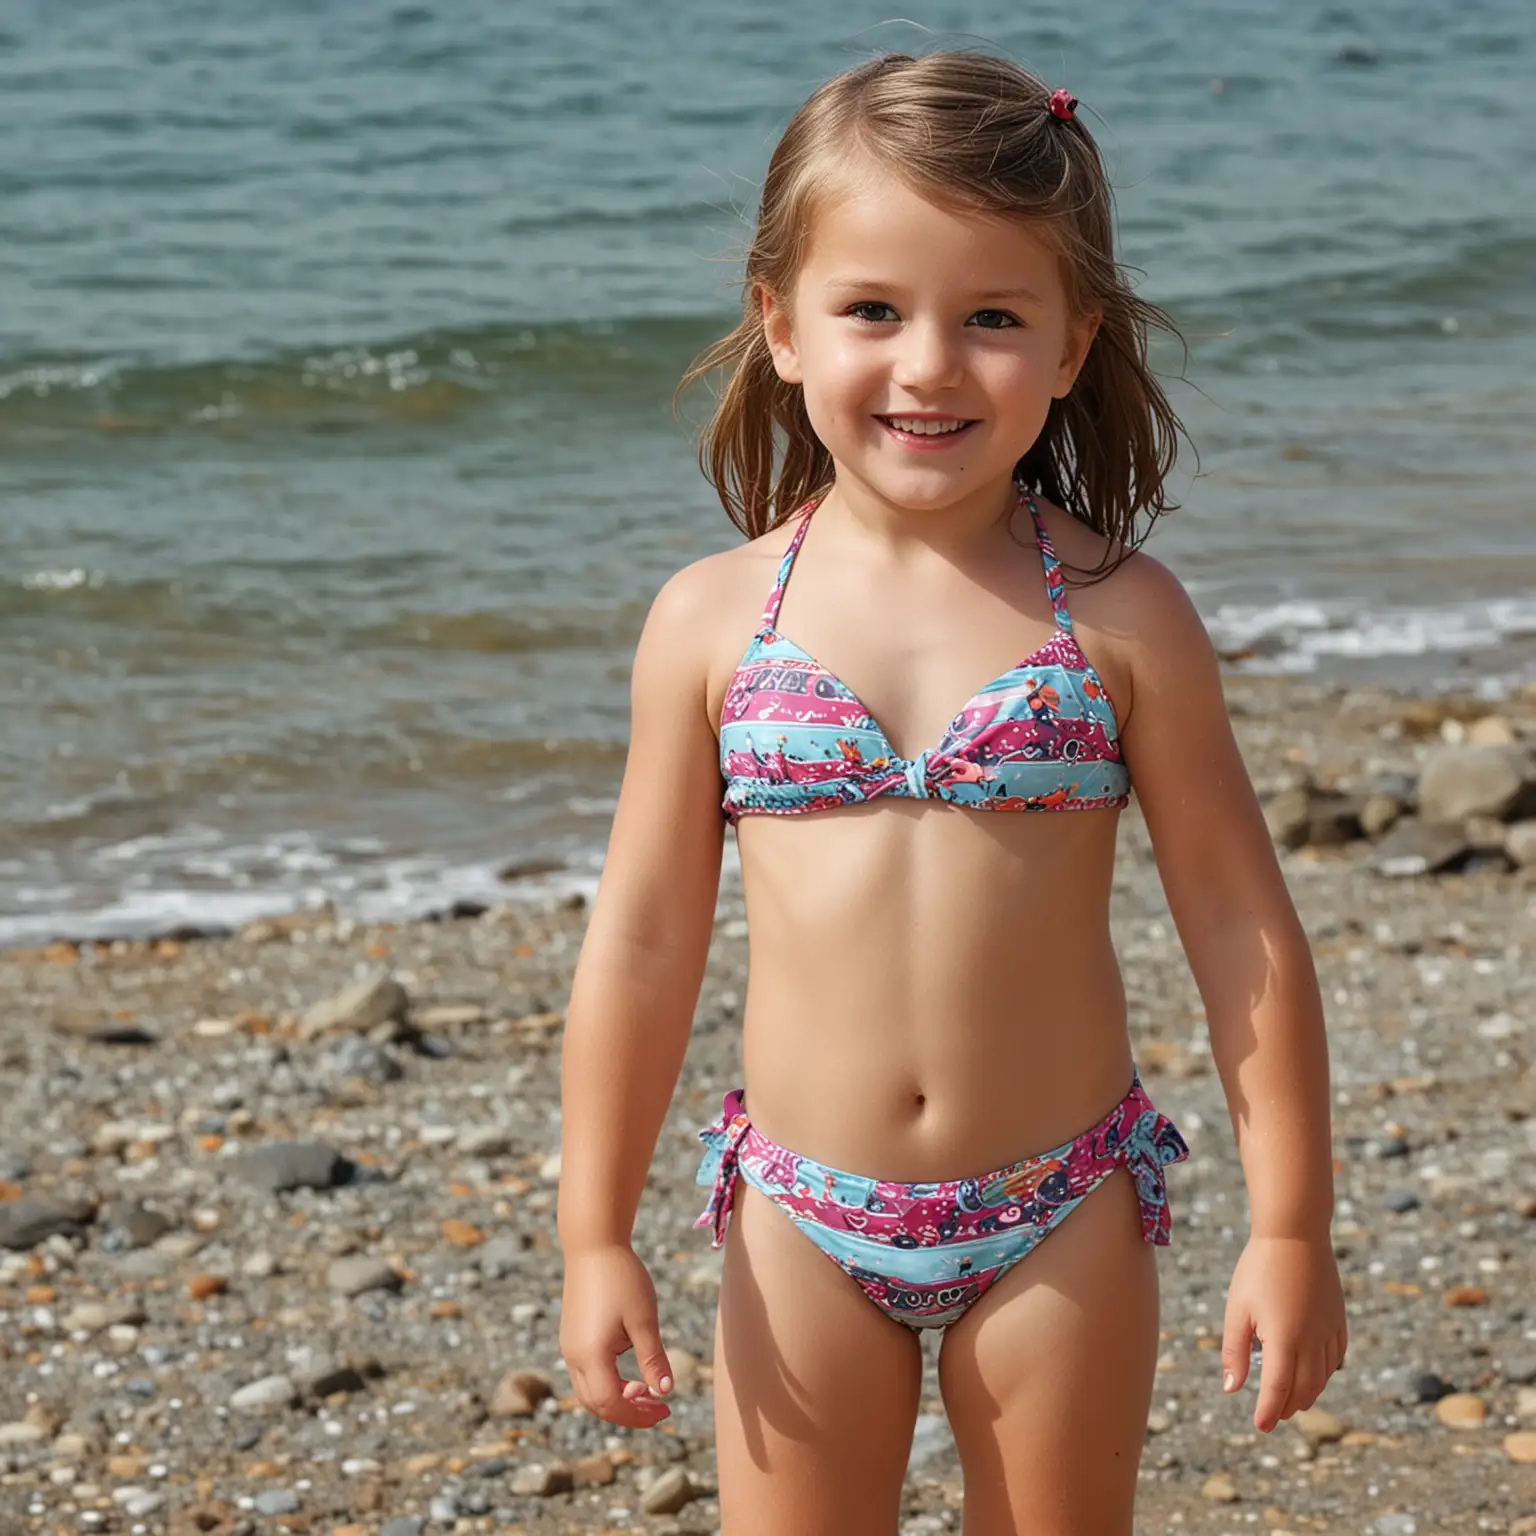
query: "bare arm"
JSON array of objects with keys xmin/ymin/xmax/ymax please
[
  {"xmin": 557, "ymin": 559, "xmax": 729, "ymax": 1424},
  {"xmin": 1116, "ymin": 554, "xmax": 1345, "ymax": 1430}
]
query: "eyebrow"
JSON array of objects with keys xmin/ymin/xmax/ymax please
[{"xmin": 821, "ymin": 278, "xmax": 1046, "ymax": 305}]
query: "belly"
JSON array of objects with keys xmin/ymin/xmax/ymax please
[{"xmin": 735, "ymin": 802, "xmax": 1136, "ymax": 1180}]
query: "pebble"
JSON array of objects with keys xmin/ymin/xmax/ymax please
[
  {"xmin": 1504, "ymin": 1432, "xmax": 1536, "ymax": 1464},
  {"xmin": 253, "ymin": 1489, "xmax": 301, "ymax": 1515},
  {"xmin": 380, "ymin": 1520, "xmax": 425, "ymax": 1536},
  {"xmin": 1409, "ymin": 1371, "xmax": 1453, "ymax": 1403},
  {"xmin": 1201, "ymin": 1471, "xmax": 1239, "ymax": 1503},
  {"xmin": 1291, "ymin": 1408, "xmax": 1349, "ymax": 1444},
  {"xmin": 641, "ymin": 1466, "xmax": 697, "ymax": 1515},
  {"xmin": 229, "ymin": 1374, "xmax": 298, "ymax": 1412},
  {"xmin": 232, "ymin": 1141, "xmax": 353, "ymax": 1193},
  {"xmin": 328, "ymin": 1255, "xmax": 402, "ymax": 1297},
  {"xmin": 491, "ymin": 1368, "xmax": 554, "ymax": 1417},
  {"xmin": 1383, "ymin": 1189, "xmax": 1420, "ymax": 1213},
  {"xmin": 298, "ymin": 970, "xmax": 409, "ymax": 1040},
  {"xmin": 1433, "ymin": 1393, "xmax": 1487, "ymax": 1429},
  {"xmin": 511, "ymin": 1461, "xmax": 575, "ymax": 1496}
]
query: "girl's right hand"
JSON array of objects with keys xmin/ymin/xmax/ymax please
[{"xmin": 559, "ymin": 1243, "xmax": 675, "ymax": 1427}]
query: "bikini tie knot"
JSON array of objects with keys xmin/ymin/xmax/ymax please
[{"xmin": 904, "ymin": 751, "xmax": 932, "ymax": 799}]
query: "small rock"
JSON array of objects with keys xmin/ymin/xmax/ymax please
[
  {"xmin": 1383, "ymin": 1190, "xmax": 1420, "ymax": 1213},
  {"xmin": 1409, "ymin": 1371, "xmax": 1453, "ymax": 1403},
  {"xmin": 1369, "ymin": 818, "xmax": 1470, "ymax": 878},
  {"xmin": 253, "ymin": 1489, "xmax": 300, "ymax": 1516},
  {"xmin": 457, "ymin": 1125, "xmax": 512, "ymax": 1157},
  {"xmin": 572, "ymin": 1453, "xmax": 616, "ymax": 1486},
  {"xmin": 322, "ymin": 1034, "xmax": 403, "ymax": 1084},
  {"xmin": 232, "ymin": 1141, "xmax": 353, "ymax": 1194},
  {"xmin": 1200, "ymin": 1470, "xmax": 1239, "ymax": 1503},
  {"xmin": 0, "ymin": 1196, "xmax": 95, "ymax": 1250},
  {"xmin": 1443, "ymin": 1283, "xmax": 1488, "ymax": 1307},
  {"xmin": 1373, "ymin": 1517, "xmax": 1417, "ymax": 1536},
  {"xmin": 328, "ymin": 1256, "xmax": 402, "ymax": 1298},
  {"xmin": 1292, "ymin": 1408, "xmax": 1348, "ymax": 1444},
  {"xmin": 229, "ymin": 1374, "xmax": 298, "ymax": 1413},
  {"xmin": 299, "ymin": 970, "xmax": 410, "ymax": 1041},
  {"xmin": 1504, "ymin": 1431, "xmax": 1536, "ymax": 1464},
  {"xmin": 1417, "ymin": 742, "xmax": 1534, "ymax": 823},
  {"xmin": 510, "ymin": 1461, "xmax": 575, "ymax": 1496},
  {"xmin": 380, "ymin": 1520, "xmax": 425, "ymax": 1536},
  {"xmin": 418, "ymin": 1003, "xmax": 488, "ymax": 1029},
  {"xmin": 0, "ymin": 1421, "xmax": 47, "ymax": 1446},
  {"xmin": 491, "ymin": 1369, "xmax": 554, "ymax": 1417},
  {"xmin": 641, "ymin": 1467, "xmax": 697, "ymax": 1515},
  {"xmin": 1433, "ymin": 1392, "xmax": 1487, "ymax": 1429},
  {"xmin": 1516, "ymin": 1386, "xmax": 1536, "ymax": 1420}
]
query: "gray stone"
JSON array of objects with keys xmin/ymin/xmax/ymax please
[
  {"xmin": 1383, "ymin": 1190, "xmax": 1420, "ymax": 1214},
  {"xmin": 1417, "ymin": 743, "xmax": 1534, "ymax": 823},
  {"xmin": 479, "ymin": 1235, "xmax": 524, "ymax": 1281},
  {"xmin": 253, "ymin": 1489, "xmax": 300, "ymax": 1516},
  {"xmin": 511, "ymin": 1462, "xmax": 575, "ymax": 1496},
  {"xmin": 381, "ymin": 1521, "xmax": 425, "ymax": 1536},
  {"xmin": 641, "ymin": 1467, "xmax": 696, "ymax": 1516},
  {"xmin": 298, "ymin": 971, "xmax": 410, "ymax": 1042},
  {"xmin": 328, "ymin": 1255, "xmax": 401, "ymax": 1297},
  {"xmin": 105, "ymin": 1200, "xmax": 175, "ymax": 1250},
  {"xmin": 457, "ymin": 1125, "xmax": 512, "ymax": 1157},
  {"xmin": 0, "ymin": 1196, "xmax": 95, "ymax": 1250},
  {"xmin": 1369, "ymin": 819, "xmax": 1470, "ymax": 878},
  {"xmin": 232, "ymin": 1141, "xmax": 353, "ymax": 1194},
  {"xmin": 0, "ymin": 1150, "xmax": 30, "ymax": 1182},
  {"xmin": 322, "ymin": 1033, "xmax": 403, "ymax": 1083},
  {"xmin": 229, "ymin": 1374, "xmax": 298, "ymax": 1412}
]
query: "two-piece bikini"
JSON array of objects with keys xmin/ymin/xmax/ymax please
[{"xmin": 693, "ymin": 489, "xmax": 1189, "ymax": 1331}]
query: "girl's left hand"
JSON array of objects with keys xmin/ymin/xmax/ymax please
[{"xmin": 1221, "ymin": 1234, "xmax": 1348, "ymax": 1433}]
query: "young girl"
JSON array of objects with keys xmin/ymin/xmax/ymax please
[{"xmin": 558, "ymin": 50, "xmax": 1345, "ymax": 1534}]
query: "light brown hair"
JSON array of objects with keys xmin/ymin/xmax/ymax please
[{"xmin": 674, "ymin": 49, "xmax": 1190, "ymax": 579}]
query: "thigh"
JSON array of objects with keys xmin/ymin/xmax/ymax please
[
  {"xmin": 937, "ymin": 1168, "xmax": 1160, "ymax": 1536},
  {"xmin": 713, "ymin": 1179, "xmax": 925, "ymax": 1536}
]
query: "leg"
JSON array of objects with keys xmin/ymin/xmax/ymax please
[
  {"xmin": 713, "ymin": 1179, "xmax": 924, "ymax": 1536},
  {"xmin": 937, "ymin": 1169, "xmax": 1160, "ymax": 1536}
]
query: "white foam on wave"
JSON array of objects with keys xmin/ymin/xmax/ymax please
[{"xmin": 1206, "ymin": 593, "xmax": 1536, "ymax": 673}]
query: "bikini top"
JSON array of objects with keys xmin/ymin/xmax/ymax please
[{"xmin": 719, "ymin": 491, "xmax": 1130, "ymax": 822}]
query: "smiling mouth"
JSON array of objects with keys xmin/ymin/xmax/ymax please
[{"xmin": 876, "ymin": 415, "xmax": 979, "ymax": 442}]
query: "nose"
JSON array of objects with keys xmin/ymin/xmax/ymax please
[{"xmin": 890, "ymin": 319, "xmax": 963, "ymax": 391}]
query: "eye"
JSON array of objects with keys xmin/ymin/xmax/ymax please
[
  {"xmin": 846, "ymin": 302, "xmax": 897, "ymax": 324},
  {"xmin": 969, "ymin": 309, "xmax": 1021, "ymax": 329}
]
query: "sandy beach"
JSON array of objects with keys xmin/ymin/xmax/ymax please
[{"xmin": 1, "ymin": 672, "xmax": 1533, "ymax": 1536}]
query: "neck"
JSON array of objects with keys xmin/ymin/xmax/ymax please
[{"xmin": 810, "ymin": 473, "xmax": 1025, "ymax": 560}]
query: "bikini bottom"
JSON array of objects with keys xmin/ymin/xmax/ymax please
[{"xmin": 693, "ymin": 1071, "xmax": 1189, "ymax": 1331}]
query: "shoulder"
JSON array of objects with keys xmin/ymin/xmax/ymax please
[
  {"xmin": 1029, "ymin": 501, "xmax": 1209, "ymax": 732},
  {"xmin": 637, "ymin": 519, "xmax": 803, "ymax": 719}
]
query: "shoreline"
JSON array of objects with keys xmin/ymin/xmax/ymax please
[{"xmin": 1, "ymin": 672, "xmax": 1533, "ymax": 1532}]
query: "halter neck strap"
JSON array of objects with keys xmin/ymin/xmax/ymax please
[
  {"xmin": 757, "ymin": 502, "xmax": 817, "ymax": 636},
  {"xmin": 1023, "ymin": 492, "xmax": 1074, "ymax": 634}
]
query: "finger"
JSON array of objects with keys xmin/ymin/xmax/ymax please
[
  {"xmin": 1254, "ymin": 1345, "xmax": 1297, "ymax": 1433},
  {"xmin": 570, "ymin": 1357, "xmax": 671, "ymax": 1429},
  {"xmin": 625, "ymin": 1309, "xmax": 675, "ymax": 1397},
  {"xmin": 1221, "ymin": 1311, "xmax": 1255, "ymax": 1395}
]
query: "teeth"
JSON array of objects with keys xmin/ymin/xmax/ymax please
[{"xmin": 885, "ymin": 417, "xmax": 969, "ymax": 436}]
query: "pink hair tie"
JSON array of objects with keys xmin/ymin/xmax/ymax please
[{"xmin": 1048, "ymin": 88, "xmax": 1078, "ymax": 122}]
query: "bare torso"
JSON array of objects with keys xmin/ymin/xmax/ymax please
[{"xmin": 703, "ymin": 495, "xmax": 1140, "ymax": 1180}]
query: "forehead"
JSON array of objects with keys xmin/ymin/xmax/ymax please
[{"xmin": 799, "ymin": 162, "xmax": 1064, "ymax": 295}]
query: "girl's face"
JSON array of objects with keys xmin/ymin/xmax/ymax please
[{"xmin": 761, "ymin": 163, "xmax": 1099, "ymax": 520}]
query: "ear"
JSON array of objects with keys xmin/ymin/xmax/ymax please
[
  {"xmin": 1053, "ymin": 308, "xmax": 1102, "ymax": 399},
  {"xmin": 759, "ymin": 283, "xmax": 803, "ymax": 385}
]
